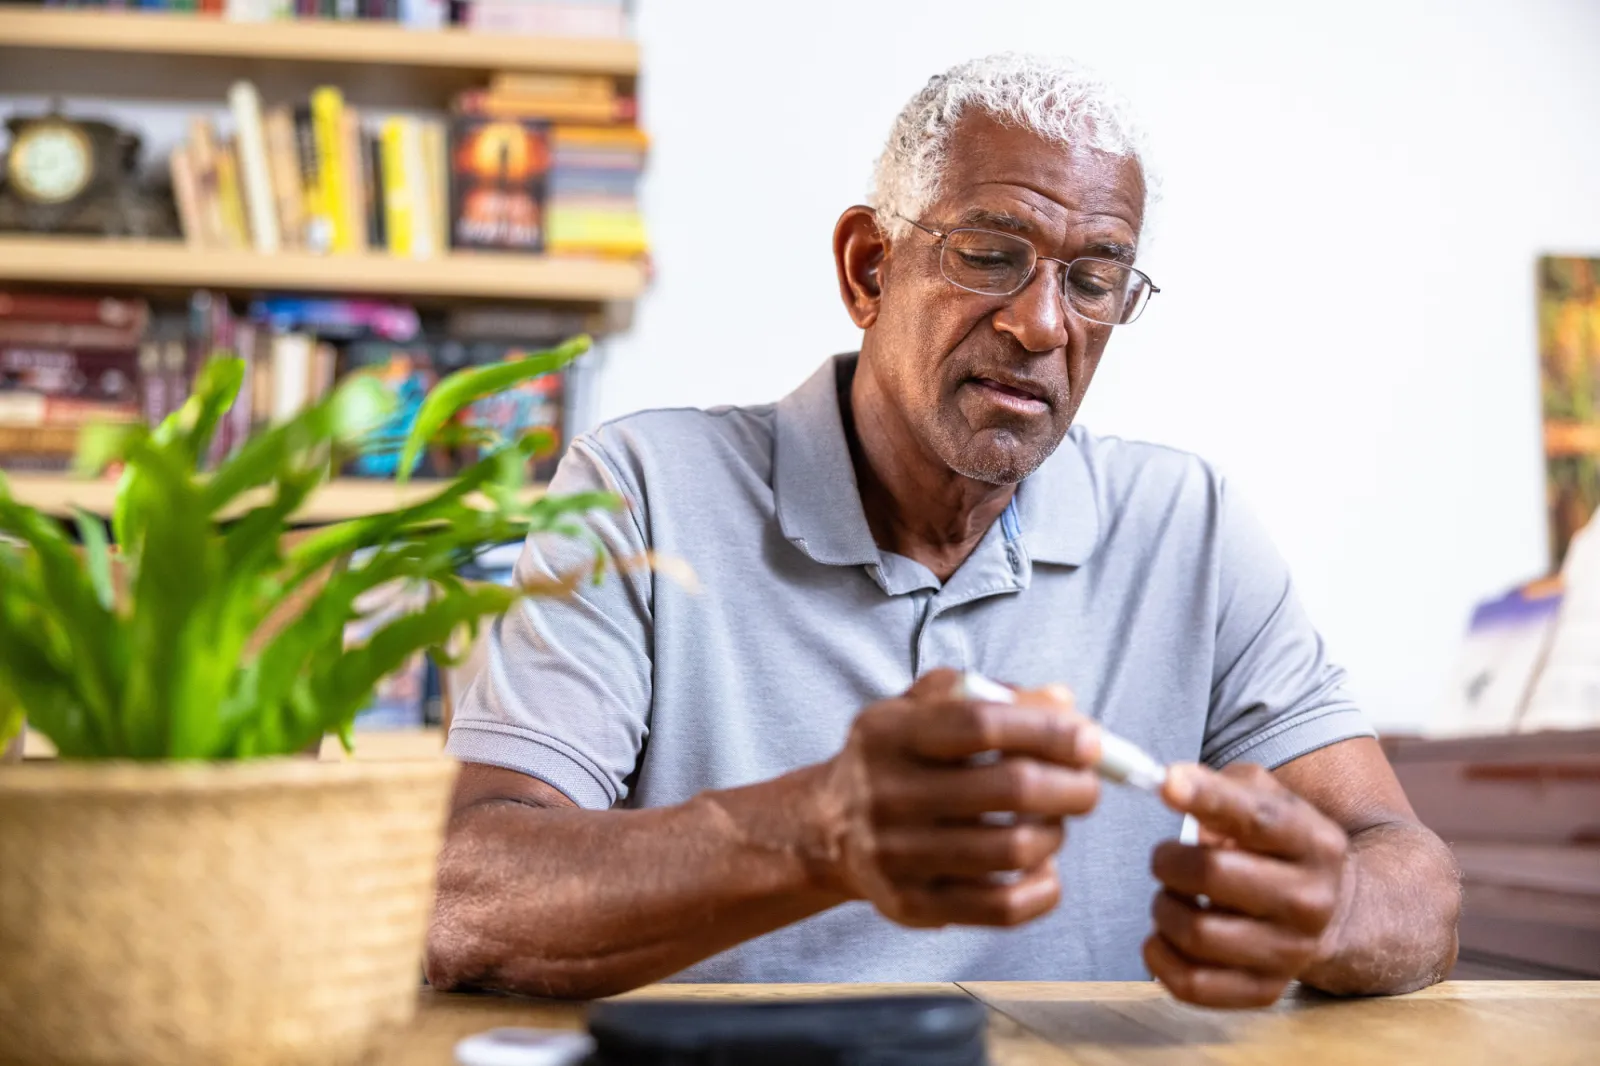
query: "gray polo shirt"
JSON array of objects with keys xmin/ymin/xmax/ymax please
[{"xmin": 449, "ymin": 353, "xmax": 1372, "ymax": 983}]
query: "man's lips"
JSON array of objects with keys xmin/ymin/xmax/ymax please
[{"xmin": 968, "ymin": 376, "xmax": 1051, "ymax": 412}]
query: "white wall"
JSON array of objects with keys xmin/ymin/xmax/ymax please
[{"xmin": 609, "ymin": 0, "xmax": 1600, "ymax": 731}]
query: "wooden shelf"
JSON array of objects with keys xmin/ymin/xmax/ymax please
[
  {"xmin": 0, "ymin": 238, "xmax": 647, "ymax": 305},
  {"xmin": 3, "ymin": 472, "xmax": 546, "ymax": 524},
  {"xmin": 0, "ymin": 8, "xmax": 639, "ymax": 76}
]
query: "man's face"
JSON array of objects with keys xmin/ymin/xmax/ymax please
[{"xmin": 868, "ymin": 114, "xmax": 1146, "ymax": 484}]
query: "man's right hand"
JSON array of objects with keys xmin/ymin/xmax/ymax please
[{"xmin": 808, "ymin": 668, "xmax": 1103, "ymax": 929}]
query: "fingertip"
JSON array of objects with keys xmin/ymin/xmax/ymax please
[
  {"xmin": 1073, "ymin": 719, "xmax": 1102, "ymax": 767},
  {"xmin": 1042, "ymin": 682, "xmax": 1075, "ymax": 710},
  {"xmin": 1162, "ymin": 763, "xmax": 1200, "ymax": 810}
]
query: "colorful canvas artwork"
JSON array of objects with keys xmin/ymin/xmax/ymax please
[{"xmin": 1538, "ymin": 255, "xmax": 1600, "ymax": 570}]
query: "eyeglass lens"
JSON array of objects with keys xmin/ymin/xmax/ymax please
[{"xmin": 939, "ymin": 228, "xmax": 1152, "ymax": 325}]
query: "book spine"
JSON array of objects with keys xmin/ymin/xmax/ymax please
[
  {"xmin": 379, "ymin": 117, "xmax": 415, "ymax": 258},
  {"xmin": 293, "ymin": 106, "xmax": 331, "ymax": 253},
  {"xmin": 420, "ymin": 118, "xmax": 448, "ymax": 258},
  {"xmin": 250, "ymin": 334, "xmax": 274, "ymax": 428},
  {"xmin": 339, "ymin": 105, "xmax": 370, "ymax": 251},
  {"xmin": 364, "ymin": 131, "xmax": 386, "ymax": 252},
  {"xmin": 0, "ymin": 293, "xmax": 148, "ymax": 330},
  {"xmin": 138, "ymin": 340, "xmax": 169, "ymax": 428},
  {"xmin": 401, "ymin": 118, "xmax": 435, "ymax": 258},
  {"xmin": 169, "ymin": 144, "xmax": 206, "ymax": 248},
  {"xmin": 229, "ymin": 80, "xmax": 282, "ymax": 254},
  {"xmin": 224, "ymin": 322, "xmax": 255, "ymax": 458},
  {"xmin": 215, "ymin": 140, "xmax": 251, "ymax": 250},
  {"xmin": 186, "ymin": 117, "xmax": 230, "ymax": 249},
  {"xmin": 264, "ymin": 105, "xmax": 304, "ymax": 251},
  {"xmin": 310, "ymin": 87, "xmax": 353, "ymax": 253},
  {"xmin": 0, "ymin": 322, "xmax": 145, "ymax": 349},
  {"xmin": 270, "ymin": 332, "xmax": 313, "ymax": 421}
]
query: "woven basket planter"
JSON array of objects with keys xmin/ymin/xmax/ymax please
[{"xmin": 0, "ymin": 757, "xmax": 458, "ymax": 1066}]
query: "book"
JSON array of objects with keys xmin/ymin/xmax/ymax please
[
  {"xmin": 170, "ymin": 145, "xmax": 206, "ymax": 249},
  {"xmin": 487, "ymin": 74, "xmax": 617, "ymax": 103},
  {"xmin": 340, "ymin": 104, "xmax": 371, "ymax": 251},
  {"xmin": 0, "ymin": 293, "xmax": 149, "ymax": 332},
  {"xmin": 455, "ymin": 89, "xmax": 636, "ymax": 125},
  {"xmin": 186, "ymin": 117, "xmax": 230, "ymax": 249},
  {"xmin": 403, "ymin": 117, "xmax": 437, "ymax": 258},
  {"xmin": 0, "ymin": 319, "xmax": 145, "ymax": 350},
  {"xmin": 264, "ymin": 105, "xmax": 305, "ymax": 251},
  {"xmin": 138, "ymin": 339, "xmax": 169, "ymax": 429},
  {"xmin": 310, "ymin": 87, "xmax": 353, "ymax": 253},
  {"xmin": 268, "ymin": 331, "xmax": 314, "ymax": 422},
  {"xmin": 379, "ymin": 117, "xmax": 416, "ymax": 258},
  {"xmin": 448, "ymin": 115, "xmax": 550, "ymax": 252},
  {"xmin": 459, "ymin": 343, "xmax": 564, "ymax": 479},
  {"xmin": 294, "ymin": 106, "xmax": 333, "ymax": 254},
  {"xmin": 229, "ymin": 80, "xmax": 281, "ymax": 254},
  {"xmin": 343, "ymin": 340, "xmax": 437, "ymax": 477},
  {"xmin": 0, "ymin": 348, "xmax": 142, "ymax": 404},
  {"xmin": 248, "ymin": 297, "xmax": 420, "ymax": 341},
  {"xmin": 421, "ymin": 118, "xmax": 449, "ymax": 256},
  {"xmin": 363, "ymin": 131, "xmax": 386, "ymax": 252},
  {"xmin": 215, "ymin": 140, "xmax": 251, "ymax": 249}
]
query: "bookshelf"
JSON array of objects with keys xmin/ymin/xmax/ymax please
[
  {"xmin": 4, "ymin": 471, "xmax": 547, "ymax": 524},
  {"xmin": 0, "ymin": 8, "xmax": 639, "ymax": 74},
  {"xmin": 0, "ymin": 237, "xmax": 647, "ymax": 304}
]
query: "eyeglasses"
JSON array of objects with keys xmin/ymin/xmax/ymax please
[{"xmin": 894, "ymin": 215, "xmax": 1160, "ymax": 326}]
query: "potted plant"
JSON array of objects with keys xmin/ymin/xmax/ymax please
[{"xmin": 0, "ymin": 336, "xmax": 614, "ymax": 1066}]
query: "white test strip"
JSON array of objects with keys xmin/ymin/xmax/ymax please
[{"xmin": 951, "ymin": 672, "xmax": 1169, "ymax": 793}]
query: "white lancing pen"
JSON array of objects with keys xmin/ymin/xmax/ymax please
[{"xmin": 952, "ymin": 672, "xmax": 1169, "ymax": 793}]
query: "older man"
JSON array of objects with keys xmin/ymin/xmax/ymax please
[{"xmin": 427, "ymin": 54, "xmax": 1460, "ymax": 1006}]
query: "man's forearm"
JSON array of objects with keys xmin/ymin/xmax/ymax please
[
  {"xmin": 426, "ymin": 764, "xmax": 846, "ymax": 998},
  {"xmin": 1300, "ymin": 820, "xmax": 1461, "ymax": 995}
]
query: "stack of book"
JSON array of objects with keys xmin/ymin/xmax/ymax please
[
  {"xmin": 448, "ymin": 73, "xmax": 646, "ymax": 258},
  {"xmin": 0, "ymin": 288, "xmax": 582, "ymax": 480},
  {"xmin": 28, "ymin": 0, "xmax": 631, "ymax": 35},
  {"xmin": 0, "ymin": 293, "xmax": 147, "ymax": 471},
  {"xmin": 547, "ymin": 125, "xmax": 647, "ymax": 258},
  {"xmin": 170, "ymin": 81, "xmax": 450, "ymax": 258}
]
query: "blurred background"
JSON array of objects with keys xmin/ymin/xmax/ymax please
[{"xmin": 0, "ymin": 0, "xmax": 1597, "ymax": 983}]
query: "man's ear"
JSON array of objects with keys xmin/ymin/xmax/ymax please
[{"xmin": 833, "ymin": 205, "xmax": 886, "ymax": 330}]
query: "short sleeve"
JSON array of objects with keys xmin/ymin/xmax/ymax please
[
  {"xmin": 445, "ymin": 436, "xmax": 653, "ymax": 808},
  {"xmin": 1201, "ymin": 482, "xmax": 1374, "ymax": 769}
]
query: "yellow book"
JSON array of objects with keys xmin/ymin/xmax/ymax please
[
  {"xmin": 420, "ymin": 119, "xmax": 448, "ymax": 257},
  {"xmin": 310, "ymin": 86, "xmax": 352, "ymax": 253},
  {"xmin": 215, "ymin": 140, "xmax": 251, "ymax": 250},
  {"xmin": 379, "ymin": 117, "xmax": 414, "ymax": 258}
]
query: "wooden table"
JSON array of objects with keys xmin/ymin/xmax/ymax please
[{"xmin": 377, "ymin": 981, "xmax": 1599, "ymax": 1065}]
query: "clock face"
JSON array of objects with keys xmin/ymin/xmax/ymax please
[{"xmin": 8, "ymin": 124, "xmax": 93, "ymax": 205}]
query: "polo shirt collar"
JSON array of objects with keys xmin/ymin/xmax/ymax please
[
  {"xmin": 774, "ymin": 353, "xmax": 1102, "ymax": 570},
  {"xmin": 774, "ymin": 354, "xmax": 881, "ymax": 567},
  {"xmin": 1010, "ymin": 426, "xmax": 1101, "ymax": 567}
]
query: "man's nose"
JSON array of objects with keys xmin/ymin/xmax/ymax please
[{"xmin": 992, "ymin": 263, "xmax": 1071, "ymax": 353}]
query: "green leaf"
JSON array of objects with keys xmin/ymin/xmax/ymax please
[
  {"xmin": 396, "ymin": 334, "xmax": 591, "ymax": 483},
  {"xmin": 177, "ymin": 358, "xmax": 246, "ymax": 468},
  {"xmin": 74, "ymin": 508, "xmax": 115, "ymax": 611}
]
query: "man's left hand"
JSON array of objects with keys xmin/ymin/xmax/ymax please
[{"xmin": 1144, "ymin": 762, "xmax": 1350, "ymax": 1008}]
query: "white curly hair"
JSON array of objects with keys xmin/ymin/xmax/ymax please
[{"xmin": 869, "ymin": 53, "xmax": 1149, "ymax": 241}]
